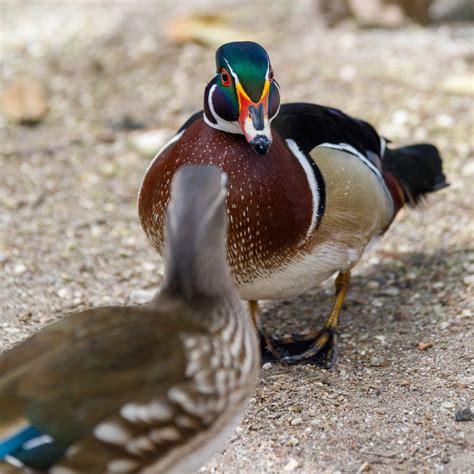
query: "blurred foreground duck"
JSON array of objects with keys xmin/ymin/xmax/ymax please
[
  {"xmin": 0, "ymin": 165, "xmax": 259, "ymax": 473},
  {"xmin": 139, "ymin": 41, "xmax": 448, "ymax": 367}
]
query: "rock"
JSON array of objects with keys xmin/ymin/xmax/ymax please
[
  {"xmin": 458, "ymin": 376, "xmax": 474, "ymax": 388},
  {"xmin": 14, "ymin": 263, "xmax": 27, "ymax": 274},
  {"xmin": 441, "ymin": 401, "xmax": 455, "ymax": 410},
  {"xmin": 290, "ymin": 417, "xmax": 303, "ymax": 426},
  {"xmin": 455, "ymin": 407, "xmax": 473, "ymax": 422},
  {"xmin": 370, "ymin": 355, "xmax": 386, "ymax": 367},
  {"xmin": 262, "ymin": 362, "xmax": 272, "ymax": 370},
  {"xmin": 435, "ymin": 114, "xmax": 454, "ymax": 128},
  {"xmin": 129, "ymin": 129, "xmax": 175, "ymax": 157},
  {"xmin": 57, "ymin": 287, "xmax": 71, "ymax": 299},
  {"xmin": 462, "ymin": 275, "xmax": 474, "ymax": 286},
  {"xmin": 417, "ymin": 341, "xmax": 433, "ymax": 351},
  {"xmin": 1, "ymin": 77, "xmax": 48, "ymax": 123},
  {"xmin": 374, "ymin": 335, "xmax": 386, "ymax": 344},
  {"xmin": 283, "ymin": 458, "xmax": 300, "ymax": 471},
  {"xmin": 382, "ymin": 287, "xmax": 400, "ymax": 296}
]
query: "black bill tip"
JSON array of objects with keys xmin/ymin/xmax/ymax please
[{"xmin": 250, "ymin": 135, "xmax": 272, "ymax": 155}]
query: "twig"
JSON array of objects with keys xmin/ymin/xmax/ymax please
[{"xmin": 423, "ymin": 449, "xmax": 444, "ymax": 460}]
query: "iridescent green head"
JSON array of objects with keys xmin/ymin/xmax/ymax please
[{"xmin": 203, "ymin": 41, "xmax": 280, "ymax": 155}]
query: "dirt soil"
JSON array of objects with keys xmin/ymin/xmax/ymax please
[{"xmin": 1, "ymin": 1, "xmax": 473, "ymax": 472}]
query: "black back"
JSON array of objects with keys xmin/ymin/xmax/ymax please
[{"xmin": 272, "ymin": 103, "xmax": 382, "ymax": 157}]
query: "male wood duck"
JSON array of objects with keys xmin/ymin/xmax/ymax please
[
  {"xmin": 0, "ymin": 166, "xmax": 259, "ymax": 473},
  {"xmin": 139, "ymin": 41, "xmax": 448, "ymax": 367}
]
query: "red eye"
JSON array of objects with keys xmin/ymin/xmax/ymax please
[
  {"xmin": 269, "ymin": 67, "xmax": 274, "ymax": 81},
  {"xmin": 220, "ymin": 68, "xmax": 231, "ymax": 87}
]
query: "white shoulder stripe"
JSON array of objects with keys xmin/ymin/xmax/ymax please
[
  {"xmin": 318, "ymin": 142, "xmax": 382, "ymax": 179},
  {"xmin": 286, "ymin": 139, "xmax": 320, "ymax": 240}
]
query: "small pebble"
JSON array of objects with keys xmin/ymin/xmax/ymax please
[
  {"xmin": 14, "ymin": 263, "xmax": 27, "ymax": 274},
  {"xmin": 459, "ymin": 376, "xmax": 474, "ymax": 387},
  {"xmin": 462, "ymin": 275, "xmax": 474, "ymax": 286},
  {"xmin": 441, "ymin": 401, "xmax": 455, "ymax": 410},
  {"xmin": 382, "ymin": 287, "xmax": 400, "ymax": 296},
  {"xmin": 291, "ymin": 417, "xmax": 303, "ymax": 426},
  {"xmin": 57, "ymin": 287, "xmax": 70, "ymax": 299},
  {"xmin": 370, "ymin": 356, "xmax": 386, "ymax": 367},
  {"xmin": 455, "ymin": 407, "xmax": 473, "ymax": 422},
  {"xmin": 287, "ymin": 437, "xmax": 299, "ymax": 446},
  {"xmin": 262, "ymin": 362, "xmax": 272, "ymax": 370},
  {"xmin": 283, "ymin": 458, "xmax": 300, "ymax": 471}
]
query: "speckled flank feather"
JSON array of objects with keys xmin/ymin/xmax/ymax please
[
  {"xmin": 139, "ymin": 117, "xmax": 315, "ymax": 290},
  {"xmin": 51, "ymin": 301, "xmax": 258, "ymax": 474}
]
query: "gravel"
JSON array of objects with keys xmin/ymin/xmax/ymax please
[{"xmin": 1, "ymin": 1, "xmax": 473, "ymax": 472}]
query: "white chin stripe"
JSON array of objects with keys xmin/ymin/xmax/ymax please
[{"xmin": 242, "ymin": 115, "xmax": 271, "ymax": 143}]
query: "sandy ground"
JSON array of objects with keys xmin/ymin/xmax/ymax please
[{"xmin": 1, "ymin": 1, "xmax": 473, "ymax": 472}]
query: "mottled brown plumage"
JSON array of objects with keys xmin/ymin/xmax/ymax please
[{"xmin": 0, "ymin": 166, "xmax": 260, "ymax": 473}]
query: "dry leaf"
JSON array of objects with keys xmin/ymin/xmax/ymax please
[
  {"xmin": 417, "ymin": 341, "xmax": 433, "ymax": 351},
  {"xmin": 166, "ymin": 14, "xmax": 254, "ymax": 47}
]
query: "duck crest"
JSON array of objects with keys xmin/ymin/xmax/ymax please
[{"xmin": 139, "ymin": 117, "xmax": 315, "ymax": 286}]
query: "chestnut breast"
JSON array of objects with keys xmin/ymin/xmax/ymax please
[{"xmin": 139, "ymin": 118, "xmax": 312, "ymax": 285}]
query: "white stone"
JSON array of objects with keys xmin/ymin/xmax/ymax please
[{"xmin": 283, "ymin": 458, "xmax": 300, "ymax": 471}]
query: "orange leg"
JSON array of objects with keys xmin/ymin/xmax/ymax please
[
  {"xmin": 277, "ymin": 271, "xmax": 351, "ymax": 368},
  {"xmin": 248, "ymin": 300, "xmax": 280, "ymax": 362}
]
